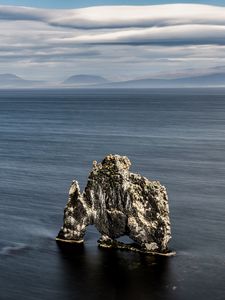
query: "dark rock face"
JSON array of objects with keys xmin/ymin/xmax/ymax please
[{"xmin": 57, "ymin": 154, "xmax": 172, "ymax": 253}]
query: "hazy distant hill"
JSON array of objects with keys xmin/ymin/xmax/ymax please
[
  {"xmin": 63, "ymin": 74, "xmax": 108, "ymax": 86},
  {"xmin": 175, "ymin": 73, "xmax": 225, "ymax": 86},
  {"xmin": 0, "ymin": 74, "xmax": 27, "ymax": 86},
  {"xmin": 104, "ymin": 73, "xmax": 225, "ymax": 88},
  {"xmin": 0, "ymin": 73, "xmax": 45, "ymax": 88}
]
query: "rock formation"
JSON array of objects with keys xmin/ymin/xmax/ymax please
[{"xmin": 56, "ymin": 154, "xmax": 172, "ymax": 254}]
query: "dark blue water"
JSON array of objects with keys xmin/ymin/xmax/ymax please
[{"xmin": 0, "ymin": 89, "xmax": 224, "ymax": 300}]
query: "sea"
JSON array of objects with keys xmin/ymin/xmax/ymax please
[{"xmin": 0, "ymin": 88, "xmax": 224, "ymax": 300}]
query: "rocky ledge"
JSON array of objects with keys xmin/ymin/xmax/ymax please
[{"xmin": 56, "ymin": 154, "xmax": 173, "ymax": 255}]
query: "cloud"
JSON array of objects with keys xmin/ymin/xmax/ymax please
[
  {"xmin": 54, "ymin": 25, "xmax": 225, "ymax": 46},
  {"xmin": 0, "ymin": 50, "xmax": 100, "ymax": 62},
  {"xmin": 1, "ymin": 4, "xmax": 225, "ymax": 46},
  {"xmin": 0, "ymin": 6, "xmax": 48, "ymax": 22},
  {"xmin": 1, "ymin": 4, "xmax": 225, "ymax": 29},
  {"xmin": 0, "ymin": 4, "xmax": 225, "ymax": 80},
  {"xmin": 49, "ymin": 4, "xmax": 225, "ymax": 30}
]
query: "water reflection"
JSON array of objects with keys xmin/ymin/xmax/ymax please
[{"xmin": 57, "ymin": 242, "xmax": 173, "ymax": 300}]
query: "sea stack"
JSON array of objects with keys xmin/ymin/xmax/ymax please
[{"xmin": 56, "ymin": 154, "xmax": 172, "ymax": 255}]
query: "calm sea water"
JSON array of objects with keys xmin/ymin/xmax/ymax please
[{"xmin": 0, "ymin": 89, "xmax": 224, "ymax": 300}]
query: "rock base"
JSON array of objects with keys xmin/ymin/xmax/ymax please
[
  {"xmin": 98, "ymin": 239, "xmax": 176, "ymax": 256},
  {"xmin": 56, "ymin": 237, "xmax": 84, "ymax": 244}
]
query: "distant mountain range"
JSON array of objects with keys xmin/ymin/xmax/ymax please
[
  {"xmin": 0, "ymin": 74, "xmax": 45, "ymax": 88},
  {"xmin": 63, "ymin": 74, "xmax": 108, "ymax": 85},
  {"xmin": 1, "ymin": 72, "xmax": 225, "ymax": 89},
  {"xmin": 104, "ymin": 73, "xmax": 225, "ymax": 88}
]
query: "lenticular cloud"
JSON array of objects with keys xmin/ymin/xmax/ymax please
[
  {"xmin": 49, "ymin": 4, "xmax": 225, "ymax": 30},
  {"xmin": 0, "ymin": 4, "xmax": 225, "ymax": 79},
  {"xmin": 0, "ymin": 4, "xmax": 225, "ymax": 46},
  {"xmin": 1, "ymin": 4, "xmax": 225, "ymax": 30}
]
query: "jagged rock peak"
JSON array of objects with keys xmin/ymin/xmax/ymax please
[{"xmin": 56, "ymin": 154, "xmax": 173, "ymax": 255}]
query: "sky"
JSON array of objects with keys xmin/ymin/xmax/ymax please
[
  {"xmin": 0, "ymin": 1, "xmax": 225, "ymax": 81},
  {"xmin": 0, "ymin": 0, "xmax": 225, "ymax": 8}
]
